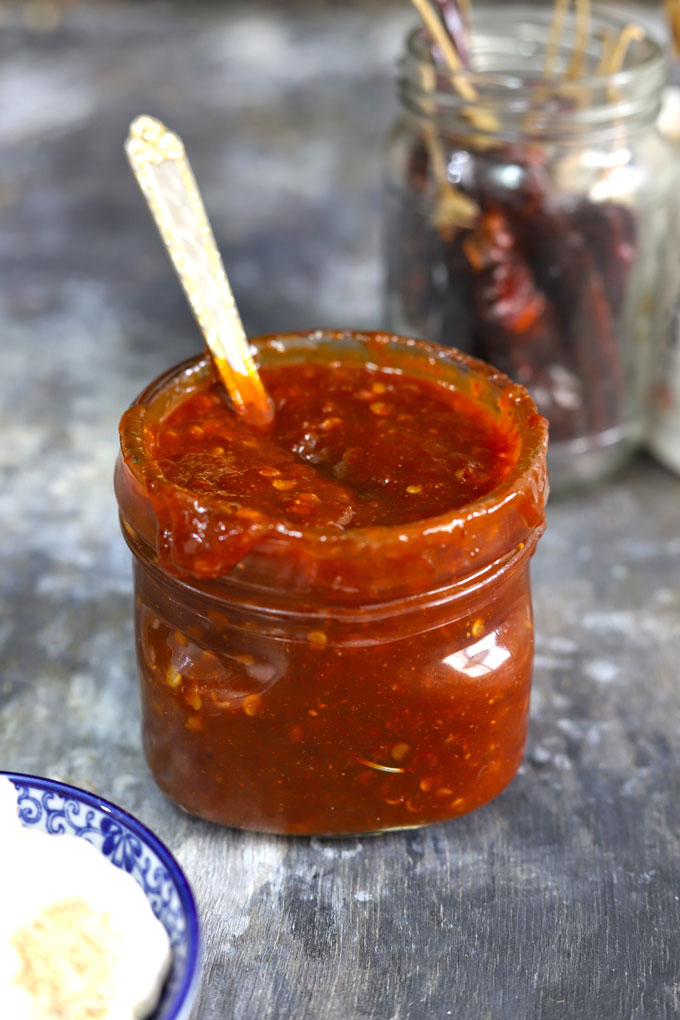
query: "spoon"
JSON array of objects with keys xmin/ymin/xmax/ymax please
[{"xmin": 125, "ymin": 115, "xmax": 274, "ymax": 428}]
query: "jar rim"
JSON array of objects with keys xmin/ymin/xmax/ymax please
[
  {"xmin": 116, "ymin": 331, "xmax": 548, "ymax": 596},
  {"xmin": 399, "ymin": 5, "xmax": 667, "ymax": 135}
]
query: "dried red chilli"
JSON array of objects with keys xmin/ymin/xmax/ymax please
[{"xmin": 394, "ymin": 126, "xmax": 636, "ymax": 445}]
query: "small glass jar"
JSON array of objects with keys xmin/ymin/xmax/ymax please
[
  {"xmin": 383, "ymin": 6, "xmax": 678, "ymax": 490},
  {"xmin": 115, "ymin": 331, "xmax": 548, "ymax": 836}
]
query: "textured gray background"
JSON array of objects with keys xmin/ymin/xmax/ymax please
[{"xmin": 1, "ymin": 2, "xmax": 679, "ymax": 1018}]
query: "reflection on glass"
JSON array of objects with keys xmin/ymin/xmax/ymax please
[{"xmin": 444, "ymin": 632, "xmax": 511, "ymax": 678}]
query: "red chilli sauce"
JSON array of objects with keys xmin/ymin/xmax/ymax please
[{"xmin": 115, "ymin": 331, "xmax": 548, "ymax": 835}]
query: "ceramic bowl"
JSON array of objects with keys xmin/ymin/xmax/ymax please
[{"xmin": 0, "ymin": 770, "xmax": 201, "ymax": 1020}]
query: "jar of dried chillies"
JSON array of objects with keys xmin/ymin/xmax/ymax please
[{"xmin": 384, "ymin": 3, "xmax": 678, "ymax": 489}]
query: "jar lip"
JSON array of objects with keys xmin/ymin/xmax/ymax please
[
  {"xmin": 403, "ymin": 6, "xmax": 666, "ymax": 88},
  {"xmin": 118, "ymin": 330, "xmax": 548, "ymax": 558},
  {"xmin": 400, "ymin": 5, "xmax": 667, "ymax": 131}
]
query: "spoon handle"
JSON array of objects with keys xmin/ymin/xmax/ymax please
[{"xmin": 125, "ymin": 116, "xmax": 273, "ymax": 427}]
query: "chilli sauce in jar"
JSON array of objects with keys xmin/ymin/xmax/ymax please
[{"xmin": 114, "ymin": 331, "xmax": 548, "ymax": 835}]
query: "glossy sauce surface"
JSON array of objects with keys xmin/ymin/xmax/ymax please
[{"xmin": 150, "ymin": 362, "xmax": 518, "ymax": 573}]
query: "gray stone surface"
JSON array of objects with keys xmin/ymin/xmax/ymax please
[{"xmin": 1, "ymin": 2, "xmax": 679, "ymax": 1019}]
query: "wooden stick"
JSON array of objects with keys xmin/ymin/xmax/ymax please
[
  {"xmin": 605, "ymin": 23, "xmax": 645, "ymax": 76},
  {"xmin": 567, "ymin": 0, "xmax": 590, "ymax": 79},
  {"xmin": 410, "ymin": 0, "xmax": 475, "ymax": 100},
  {"xmin": 420, "ymin": 62, "xmax": 479, "ymax": 232},
  {"xmin": 665, "ymin": 0, "xmax": 680, "ymax": 56},
  {"xmin": 544, "ymin": 0, "xmax": 572, "ymax": 76},
  {"xmin": 596, "ymin": 28, "xmax": 615, "ymax": 76}
]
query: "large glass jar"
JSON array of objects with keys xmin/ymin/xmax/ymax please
[
  {"xmin": 115, "ymin": 332, "xmax": 547, "ymax": 836},
  {"xmin": 384, "ymin": 6, "xmax": 677, "ymax": 490}
]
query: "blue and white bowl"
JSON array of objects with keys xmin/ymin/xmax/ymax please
[{"xmin": 1, "ymin": 771, "xmax": 201, "ymax": 1020}]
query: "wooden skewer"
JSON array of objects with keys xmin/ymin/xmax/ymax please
[
  {"xmin": 604, "ymin": 23, "xmax": 645, "ymax": 76},
  {"xmin": 567, "ymin": 0, "xmax": 590, "ymax": 79},
  {"xmin": 665, "ymin": 0, "xmax": 680, "ymax": 56},
  {"xmin": 544, "ymin": 0, "xmax": 572, "ymax": 76},
  {"xmin": 419, "ymin": 61, "xmax": 479, "ymax": 232},
  {"xmin": 410, "ymin": 0, "xmax": 475, "ymax": 100},
  {"xmin": 596, "ymin": 28, "xmax": 615, "ymax": 76}
]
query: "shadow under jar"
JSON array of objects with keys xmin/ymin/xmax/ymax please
[
  {"xmin": 115, "ymin": 331, "xmax": 548, "ymax": 836},
  {"xmin": 384, "ymin": 6, "xmax": 678, "ymax": 491}
]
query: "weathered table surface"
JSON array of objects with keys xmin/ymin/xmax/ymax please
[{"xmin": 1, "ymin": 3, "xmax": 679, "ymax": 1018}]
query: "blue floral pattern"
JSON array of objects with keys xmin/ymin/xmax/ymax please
[{"xmin": 3, "ymin": 772, "xmax": 201, "ymax": 1020}]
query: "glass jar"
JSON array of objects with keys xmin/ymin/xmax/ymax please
[
  {"xmin": 384, "ymin": 5, "xmax": 678, "ymax": 490},
  {"xmin": 115, "ymin": 331, "xmax": 548, "ymax": 836}
]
